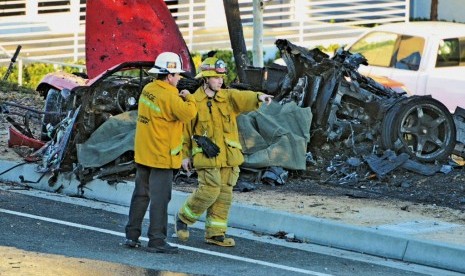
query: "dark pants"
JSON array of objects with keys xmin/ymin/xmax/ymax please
[{"xmin": 125, "ymin": 164, "xmax": 173, "ymax": 246}]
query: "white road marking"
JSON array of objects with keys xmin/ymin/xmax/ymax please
[{"xmin": 0, "ymin": 208, "xmax": 332, "ymax": 276}]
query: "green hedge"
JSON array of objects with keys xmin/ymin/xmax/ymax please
[
  {"xmin": 0, "ymin": 79, "xmax": 36, "ymax": 94},
  {"xmin": 0, "ymin": 61, "xmax": 84, "ymax": 91}
]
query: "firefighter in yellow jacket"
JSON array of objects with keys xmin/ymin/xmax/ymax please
[
  {"xmin": 175, "ymin": 57, "xmax": 273, "ymax": 247},
  {"xmin": 125, "ymin": 52, "xmax": 197, "ymax": 254}
]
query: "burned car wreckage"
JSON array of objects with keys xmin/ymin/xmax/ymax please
[
  {"xmin": 271, "ymin": 39, "xmax": 457, "ymax": 164},
  {"xmin": 234, "ymin": 39, "xmax": 458, "ymax": 182},
  {"xmin": 1, "ymin": 0, "xmax": 461, "ymax": 187},
  {"xmin": 3, "ymin": 38, "xmax": 460, "ymax": 187}
]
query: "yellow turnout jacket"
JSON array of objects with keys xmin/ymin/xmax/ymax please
[
  {"xmin": 183, "ymin": 87, "xmax": 262, "ymax": 168},
  {"xmin": 135, "ymin": 80, "xmax": 197, "ymax": 168}
]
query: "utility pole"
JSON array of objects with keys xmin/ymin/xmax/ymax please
[
  {"xmin": 430, "ymin": 0, "xmax": 439, "ymax": 21},
  {"xmin": 252, "ymin": 0, "xmax": 264, "ymax": 67},
  {"xmin": 223, "ymin": 0, "xmax": 250, "ymax": 83}
]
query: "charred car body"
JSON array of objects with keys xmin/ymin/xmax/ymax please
[
  {"xmin": 28, "ymin": 0, "xmax": 195, "ymax": 177},
  {"xmin": 36, "ymin": 62, "xmax": 155, "ymax": 172},
  {"xmin": 257, "ymin": 39, "xmax": 457, "ymax": 163}
]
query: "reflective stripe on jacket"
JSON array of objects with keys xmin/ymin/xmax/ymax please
[
  {"xmin": 135, "ymin": 80, "xmax": 197, "ymax": 168},
  {"xmin": 182, "ymin": 87, "xmax": 262, "ymax": 168}
]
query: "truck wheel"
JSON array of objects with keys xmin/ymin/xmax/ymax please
[
  {"xmin": 41, "ymin": 88, "xmax": 64, "ymax": 141},
  {"xmin": 381, "ymin": 96, "xmax": 456, "ymax": 162}
]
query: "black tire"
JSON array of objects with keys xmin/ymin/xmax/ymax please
[
  {"xmin": 41, "ymin": 88, "xmax": 64, "ymax": 141},
  {"xmin": 382, "ymin": 96, "xmax": 456, "ymax": 162},
  {"xmin": 380, "ymin": 101, "xmax": 404, "ymax": 150}
]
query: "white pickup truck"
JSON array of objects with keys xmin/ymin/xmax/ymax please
[{"xmin": 347, "ymin": 21, "xmax": 465, "ymax": 114}]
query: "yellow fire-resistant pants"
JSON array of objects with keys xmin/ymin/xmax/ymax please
[{"xmin": 178, "ymin": 166, "xmax": 240, "ymax": 238}]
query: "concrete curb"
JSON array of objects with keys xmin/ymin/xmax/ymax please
[
  {"xmin": 403, "ymin": 240, "xmax": 465, "ymax": 273},
  {"xmin": 1, "ymin": 159, "xmax": 464, "ymax": 273}
]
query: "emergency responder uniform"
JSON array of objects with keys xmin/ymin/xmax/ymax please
[
  {"xmin": 125, "ymin": 52, "xmax": 197, "ymax": 253},
  {"xmin": 176, "ymin": 57, "xmax": 272, "ymax": 247}
]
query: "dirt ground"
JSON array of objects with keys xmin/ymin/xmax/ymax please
[
  {"xmin": 1, "ymin": 90, "xmax": 465, "ymax": 227},
  {"xmin": 174, "ymin": 167, "xmax": 465, "ymax": 227}
]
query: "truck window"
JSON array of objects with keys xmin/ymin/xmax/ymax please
[
  {"xmin": 436, "ymin": 38, "xmax": 460, "ymax": 67},
  {"xmin": 460, "ymin": 38, "xmax": 465, "ymax": 65},
  {"xmin": 349, "ymin": 31, "xmax": 398, "ymax": 67},
  {"xmin": 393, "ymin": 35, "xmax": 424, "ymax": 71}
]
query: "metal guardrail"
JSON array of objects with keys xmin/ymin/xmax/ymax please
[
  {"xmin": 0, "ymin": 0, "xmax": 85, "ymax": 64},
  {"xmin": 174, "ymin": 0, "xmax": 408, "ymax": 51}
]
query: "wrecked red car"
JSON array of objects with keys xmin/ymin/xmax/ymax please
[{"xmin": 28, "ymin": 0, "xmax": 195, "ymax": 173}]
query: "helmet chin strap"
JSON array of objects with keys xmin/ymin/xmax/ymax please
[
  {"xmin": 203, "ymin": 79, "xmax": 218, "ymax": 94},
  {"xmin": 208, "ymin": 84, "xmax": 219, "ymax": 93}
]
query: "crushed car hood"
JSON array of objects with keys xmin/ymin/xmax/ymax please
[{"xmin": 85, "ymin": 0, "xmax": 194, "ymax": 79}]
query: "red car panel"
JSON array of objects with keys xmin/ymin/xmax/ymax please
[
  {"xmin": 39, "ymin": 71, "xmax": 88, "ymax": 90},
  {"xmin": 8, "ymin": 126, "xmax": 46, "ymax": 150},
  {"xmin": 85, "ymin": 0, "xmax": 194, "ymax": 79}
]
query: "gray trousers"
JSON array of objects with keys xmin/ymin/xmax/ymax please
[{"xmin": 125, "ymin": 164, "xmax": 173, "ymax": 245}]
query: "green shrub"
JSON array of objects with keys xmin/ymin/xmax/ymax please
[
  {"xmin": 0, "ymin": 80, "xmax": 36, "ymax": 94},
  {"xmin": 0, "ymin": 60, "xmax": 85, "ymax": 90}
]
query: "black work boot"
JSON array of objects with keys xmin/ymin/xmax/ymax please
[
  {"xmin": 124, "ymin": 238, "xmax": 141, "ymax": 248},
  {"xmin": 175, "ymin": 213, "xmax": 189, "ymax": 242},
  {"xmin": 146, "ymin": 239, "xmax": 178, "ymax": 254}
]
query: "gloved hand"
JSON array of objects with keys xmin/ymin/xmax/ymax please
[
  {"xmin": 177, "ymin": 77, "xmax": 202, "ymax": 93},
  {"xmin": 193, "ymin": 135, "xmax": 220, "ymax": 158}
]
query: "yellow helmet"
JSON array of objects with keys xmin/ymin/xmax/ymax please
[{"xmin": 195, "ymin": 57, "xmax": 227, "ymax": 78}]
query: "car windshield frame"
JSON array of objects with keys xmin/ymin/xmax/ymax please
[{"xmin": 349, "ymin": 31, "xmax": 425, "ymax": 71}]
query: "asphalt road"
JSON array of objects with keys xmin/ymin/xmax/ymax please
[{"xmin": 0, "ymin": 185, "xmax": 461, "ymax": 276}]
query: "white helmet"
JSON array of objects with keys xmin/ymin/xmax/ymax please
[{"xmin": 148, "ymin": 52, "xmax": 185, "ymax": 74}]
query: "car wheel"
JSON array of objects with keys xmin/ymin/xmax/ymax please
[
  {"xmin": 381, "ymin": 96, "xmax": 456, "ymax": 162},
  {"xmin": 380, "ymin": 102, "xmax": 403, "ymax": 151},
  {"xmin": 41, "ymin": 88, "xmax": 64, "ymax": 141}
]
